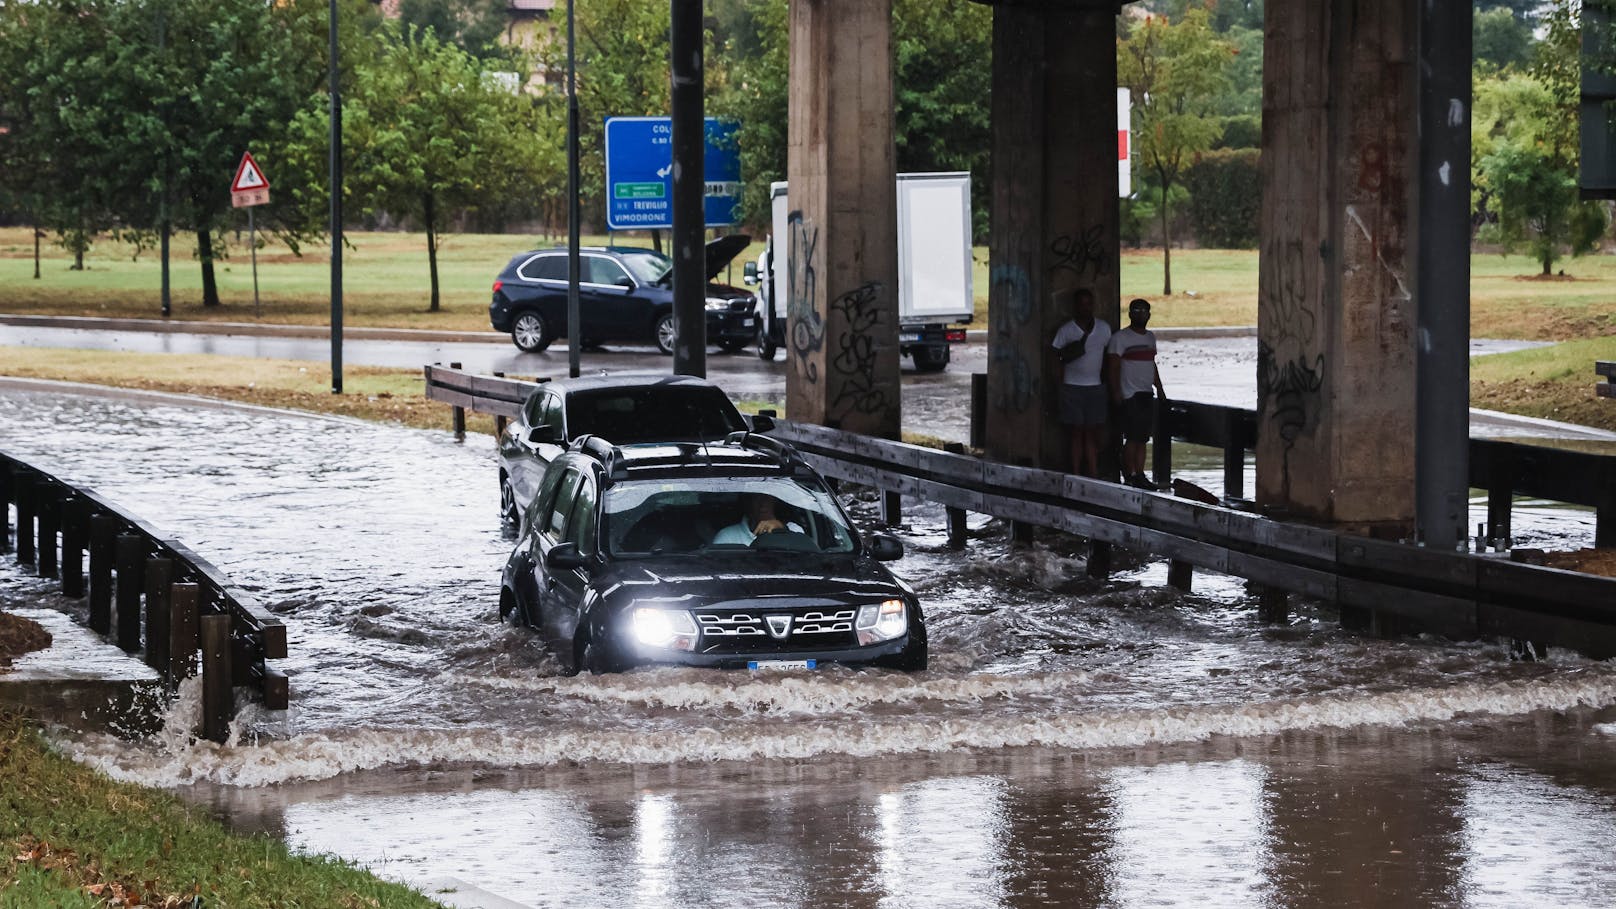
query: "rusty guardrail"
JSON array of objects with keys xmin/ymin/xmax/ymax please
[
  {"xmin": 2, "ymin": 453, "xmax": 287, "ymax": 741},
  {"xmin": 425, "ymin": 365, "xmax": 1616, "ymax": 659}
]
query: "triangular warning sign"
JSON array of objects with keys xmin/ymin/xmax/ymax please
[{"xmin": 231, "ymin": 151, "xmax": 269, "ymax": 192}]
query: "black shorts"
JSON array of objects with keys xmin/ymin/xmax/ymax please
[{"xmin": 1121, "ymin": 392, "xmax": 1156, "ymax": 442}]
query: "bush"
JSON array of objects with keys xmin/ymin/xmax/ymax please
[
  {"xmin": 1184, "ymin": 148, "xmax": 1262, "ymax": 248},
  {"xmin": 1214, "ymin": 114, "xmax": 1262, "ymax": 150}
]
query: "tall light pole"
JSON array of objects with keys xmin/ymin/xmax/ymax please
[
  {"xmin": 670, "ymin": 0, "xmax": 704, "ymax": 378},
  {"xmin": 567, "ymin": 0, "xmax": 581, "ymax": 379},
  {"xmin": 329, "ymin": 0, "xmax": 344, "ymax": 394}
]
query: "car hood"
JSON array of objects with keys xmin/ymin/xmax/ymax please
[
  {"xmin": 592, "ymin": 551, "xmax": 907, "ymax": 612},
  {"xmin": 705, "ymin": 234, "xmax": 752, "ymax": 281}
]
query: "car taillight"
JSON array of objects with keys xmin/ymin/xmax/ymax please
[
  {"xmin": 945, "ymin": 329, "xmax": 966, "ymax": 342},
  {"xmin": 492, "ymin": 279, "xmax": 503, "ymax": 294}
]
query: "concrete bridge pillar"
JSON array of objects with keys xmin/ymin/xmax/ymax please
[
  {"xmin": 1256, "ymin": 0, "xmax": 1417, "ymax": 534},
  {"xmin": 982, "ymin": 2, "xmax": 1122, "ymax": 471},
  {"xmin": 784, "ymin": 0, "xmax": 902, "ymax": 438}
]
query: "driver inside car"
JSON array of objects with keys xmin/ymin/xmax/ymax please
[{"xmin": 712, "ymin": 494, "xmax": 801, "ymax": 545}]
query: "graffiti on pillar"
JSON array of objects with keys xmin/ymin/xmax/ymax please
[
  {"xmin": 1050, "ymin": 226, "xmax": 1109, "ymax": 281},
  {"xmin": 827, "ymin": 281, "xmax": 891, "ymax": 417},
  {"xmin": 786, "ymin": 210, "xmax": 825, "ymax": 384},
  {"xmin": 1258, "ymin": 237, "xmax": 1325, "ymax": 500},
  {"xmin": 989, "ymin": 264, "xmax": 1037, "ymax": 413}
]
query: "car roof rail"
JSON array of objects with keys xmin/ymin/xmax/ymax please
[
  {"xmin": 724, "ymin": 431, "xmax": 810, "ymax": 473},
  {"xmin": 570, "ymin": 435, "xmax": 628, "ymax": 482}
]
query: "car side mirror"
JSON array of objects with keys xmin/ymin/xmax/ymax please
[
  {"xmin": 749, "ymin": 414, "xmax": 775, "ymax": 433},
  {"xmin": 615, "ymin": 276, "xmax": 634, "ymax": 289},
  {"xmin": 868, "ymin": 535, "xmax": 904, "ymax": 561},
  {"xmin": 528, "ymin": 424, "xmax": 563, "ymax": 446},
  {"xmin": 546, "ymin": 542, "xmax": 586, "ymax": 571},
  {"xmin": 743, "ymin": 261, "xmax": 759, "ymax": 285}
]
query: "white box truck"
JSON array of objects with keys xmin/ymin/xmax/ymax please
[{"xmin": 745, "ymin": 172, "xmax": 974, "ymax": 372}]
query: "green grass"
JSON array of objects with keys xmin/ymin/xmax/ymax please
[
  {"xmin": 1470, "ymin": 335, "xmax": 1616, "ymax": 432},
  {"xmin": 0, "ymin": 711, "xmax": 444, "ymax": 908}
]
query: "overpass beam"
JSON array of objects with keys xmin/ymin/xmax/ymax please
[
  {"xmin": 983, "ymin": 2, "xmax": 1121, "ymax": 472},
  {"xmin": 1256, "ymin": 0, "xmax": 1417, "ymax": 536},
  {"xmin": 784, "ymin": 0, "xmax": 902, "ymax": 438}
]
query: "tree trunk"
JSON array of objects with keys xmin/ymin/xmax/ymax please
[
  {"xmin": 198, "ymin": 228, "xmax": 220, "ymax": 307},
  {"xmin": 425, "ymin": 192, "xmax": 440, "ymax": 313},
  {"xmin": 652, "ymin": 229, "xmax": 663, "ymax": 254},
  {"xmin": 1160, "ymin": 186, "xmax": 1173, "ymax": 296},
  {"xmin": 1542, "ymin": 254, "xmax": 1552, "ymax": 277},
  {"xmin": 32, "ymin": 225, "xmax": 40, "ymax": 279}
]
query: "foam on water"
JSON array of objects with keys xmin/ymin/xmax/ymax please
[{"xmin": 54, "ymin": 670, "xmax": 1616, "ymax": 788}]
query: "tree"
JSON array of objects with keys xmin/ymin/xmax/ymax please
[
  {"xmin": 1474, "ymin": 7, "xmax": 1532, "ymax": 72},
  {"xmin": 893, "ymin": 0, "xmax": 993, "ymax": 239},
  {"xmin": 710, "ymin": 0, "xmax": 788, "ymax": 230},
  {"xmin": 398, "ymin": 0, "xmax": 512, "ymax": 61},
  {"xmin": 1118, "ymin": 3, "xmax": 1234, "ymax": 294}
]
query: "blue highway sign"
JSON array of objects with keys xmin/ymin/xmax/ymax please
[{"xmin": 604, "ymin": 117, "xmax": 741, "ymax": 230}]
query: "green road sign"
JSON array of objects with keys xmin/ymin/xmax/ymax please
[{"xmin": 615, "ymin": 182, "xmax": 666, "ymax": 200}]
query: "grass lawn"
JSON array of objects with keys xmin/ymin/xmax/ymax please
[
  {"xmin": 0, "ymin": 711, "xmax": 444, "ymax": 908},
  {"xmin": 8, "ymin": 227, "xmax": 1615, "ymax": 342},
  {"xmin": 1470, "ymin": 335, "xmax": 1616, "ymax": 432}
]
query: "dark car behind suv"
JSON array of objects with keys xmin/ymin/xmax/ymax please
[
  {"xmin": 498, "ymin": 374, "xmax": 761, "ymax": 529},
  {"xmin": 499, "ymin": 434, "xmax": 927, "ymax": 674},
  {"xmin": 490, "ymin": 236, "xmax": 757, "ymax": 354}
]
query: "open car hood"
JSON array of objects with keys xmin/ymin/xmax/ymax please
[{"xmin": 705, "ymin": 234, "xmax": 752, "ymax": 282}]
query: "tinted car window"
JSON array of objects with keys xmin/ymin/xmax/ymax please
[
  {"xmin": 518, "ymin": 254, "xmax": 566, "ymax": 282},
  {"xmin": 545, "ymin": 469, "xmax": 583, "ymax": 539},
  {"xmin": 566, "ymin": 480, "xmax": 598, "ymax": 556},
  {"xmin": 617, "ymin": 249, "xmax": 671, "ymax": 284},
  {"xmin": 538, "ymin": 395, "xmax": 563, "ymax": 434},
  {"xmin": 603, "ymin": 476, "xmax": 856, "ymax": 557},
  {"xmin": 567, "ymin": 388, "xmax": 745, "ymax": 443},
  {"xmin": 585, "ymin": 256, "xmax": 630, "ymax": 287}
]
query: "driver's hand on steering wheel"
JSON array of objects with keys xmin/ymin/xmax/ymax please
[{"xmin": 754, "ymin": 518, "xmax": 785, "ymax": 535}]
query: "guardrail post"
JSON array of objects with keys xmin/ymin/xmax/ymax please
[
  {"xmin": 88, "ymin": 515, "xmax": 117, "ymax": 634},
  {"xmin": 1258, "ymin": 587, "xmax": 1288, "ymax": 623},
  {"xmin": 200, "ymin": 614, "xmax": 233, "ymax": 743},
  {"xmin": 1223, "ymin": 410, "xmax": 1245, "ymax": 499},
  {"xmin": 60, "ymin": 497, "xmax": 85, "ymax": 598},
  {"xmin": 114, "ymin": 534, "xmax": 145, "ymax": 652},
  {"xmin": 1152, "ymin": 400, "xmax": 1172, "ymax": 489},
  {"xmin": 0, "ymin": 459, "xmax": 11, "ymax": 554},
  {"xmin": 15, "ymin": 473, "xmax": 35, "ymax": 566},
  {"xmin": 35, "ymin": 484, "xmax": 58, "ymax": 580},
  {"xmin": 1087, "ymin": 541, "xmax": 1111, "ymax": 579},
  {"xmin": 1486, "ymin": 449, "xmax": 1514, "ymax": 549},
  {"xmin": 1597, "ymin": 478, "xmax": 1615, "ymax": 548},
  {"xmin": 144, "ymin": 558, "xmax": 174, "ymax": 674},
  {"xmin": 169, "ymin": 582, "xmax": 200, "ymax": 683},
  {"xmin": 263, "ymin": 668, "xmax": 290, "ymax": 710},
  {"xmin": 969, "ymin": 373, "xmax": 986, "ymax": 449},
  {"xmin": 942, "ymin": 442, "xmax": 969, "ymax": 548},
  {"xmin": 493, "ymin": 372, "xmax": 508, "ymax": 438},
  {"xmin": 1168, "ymin": 560, "xmax": 1193, "ymax": 592},
  {"xmin": 882, "ymin": 491, "xmax": 901, "ymax": 527},
  {"xmin": 450, "ymin": 361, "xmax": 466, "ymax": 442}
]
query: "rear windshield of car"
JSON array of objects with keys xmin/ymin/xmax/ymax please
[
  {"xmin": 617, "ymin": 249, "xmax": 672, "ymax": 285},
  {"xmin": 603, "ymin": 476, "xmax": 857, "ymax": 557},
  {"xmin": 567, "ymin": 387, "xmax": 745, "ymax": 443}
]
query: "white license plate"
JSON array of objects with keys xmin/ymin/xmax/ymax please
[
  {"xmin": 748, "ymin": 659, "xmax": 817, "ymax": 671},
  {"xmin": 742, "ymin": 318, "xmax": 754, "ymax": 327},
  {"xmin": 899, "ymin": 333, "xmax": 921, "ymax": 343}
]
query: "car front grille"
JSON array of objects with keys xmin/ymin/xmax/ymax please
[{"xmin": 694, "ymin": 606, "xmax": 858, "ymax": 653}]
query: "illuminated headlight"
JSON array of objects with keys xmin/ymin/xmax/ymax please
[
  {"xmin": 632, "ymin": 608, "xmax": 699, "ymax": 651},
  {"xmin": 856, "ymin": 599, "xmax": 907, "ymax": 645},
  {"xmin": 705, "ymin": 296, "xmax": 730, "ymax": 311}
]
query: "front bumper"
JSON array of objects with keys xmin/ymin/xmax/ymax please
[
  {"xmin": 622, "ymin": 634, "xmax": 912, "ymax": 669},
  {"xmin": 706, "ymin": 309, "xmax": 757, "ymax": 344}
]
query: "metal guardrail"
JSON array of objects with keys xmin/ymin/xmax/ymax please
[
  {"xmin": 425, "ymin": 366, "xmax": 1616, "ymax": 659},
  {"xmin": 2, "ymin": 453, "xmax": 287, "ymax": 741},
  {"xmin": 1599, "ymin": 360, "xmax": 1614, "ymax": 400}
]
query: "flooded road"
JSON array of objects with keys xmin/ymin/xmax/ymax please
[{"xmin": 3, "ymin": 382, "xmax": 1615, "ymax": 906}]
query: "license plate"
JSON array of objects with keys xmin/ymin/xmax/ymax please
[
  {"xmin": 899, "ymin": 333, "xmax": 921, "ymax": 343},
  {"xmin": 748, "ymin": 659, "xmax": 817, "ymax": 671},
  {"xmin": 742, "ymin": 318, "xmax": 754, "ymax": 327}
]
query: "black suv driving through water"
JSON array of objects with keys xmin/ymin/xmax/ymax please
[{"xmin": 499, "ymin": 434, "xmax": 927, "ymax": 674}]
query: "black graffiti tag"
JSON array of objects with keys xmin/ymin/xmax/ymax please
[
  {"xmin": 828, "ymin": 281, "xmax": 891, "ymax": 417},
  {"xmin": 786, "ymin": 210, "xmax": 825, "ymax": 384}
]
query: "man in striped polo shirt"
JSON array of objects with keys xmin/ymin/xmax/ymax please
[{"xmin": 1106, "ymin": 298, "xmax": 1168, "ymax": 490}]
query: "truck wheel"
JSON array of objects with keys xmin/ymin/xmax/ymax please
[
  {"xmin": 756, "ymin": 326, "xmax": 778, "ymax": 361},
  {"xmin": 911, "ymin": 344, "xmax": 950, "ymax": 373}
]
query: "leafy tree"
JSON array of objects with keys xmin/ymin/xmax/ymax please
[
  {"xmin": 398, "ymin": 0, "xmax": 512, "ymax": 61},
  {"xmin": 1118, "ymin": 2, "xmax": 1234, "ymax": 294},
  {"xmin": 1474, "ymin": 6, "xmax": 1532, "ymax": 72},
  {"xmin": 893, "ymin": 0, "xmax": 993, "ymax": 239},
  {"xmin": 710, "ymin": 0, "xmax": 787, "ymax": 230}
]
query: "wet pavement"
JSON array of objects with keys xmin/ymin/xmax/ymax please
[{"xmin": 3, "ymin": 381, "xmax": 1615, "ymax": 905}]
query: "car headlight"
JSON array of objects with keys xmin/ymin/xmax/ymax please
[
  {"xmin": 705, "ymin": 296, "xmax": 730, "ymax": 311},
  {"xmin": 632, "ymin": 607, "xmax": 699, "ymax": 651},
  {"xmin": 856, "ymin": 599, "xmax": 907, "ymax": 645}
]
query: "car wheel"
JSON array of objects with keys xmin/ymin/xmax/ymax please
[
  {"xmin": 884, "ymin": 621, "xmax": 928, "ymax": 672},
  {"xmin": 511, "ymin": 311, "xmax": 552, "ymax": 352},
  {"xmin": 499, "ymin": 587, "xmax": 522, "ymax": 626},
  {"xmin": 578, "ymin": 629, "xmax": 625, "ymax": 675},
  {"xmin": 911, "ymin": 344, "xmax": 949, "ymax": 373},
  {"xmin": 757, "ymin": 326, "xmax": 778, "ymax": 361},
  {"xmin": 499, "ymin": 476, "xmax": 519, "ymax": 537},
  {"xmin": 653, "ymin": 313, "xmax": 676, "ymax": 356}
]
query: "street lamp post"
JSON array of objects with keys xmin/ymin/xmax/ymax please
[
  {"xmin": 329, "ymin": 0, "xmax": 344, "ymax": 394},
  {"xmin": 567, "ymin": 0, "xmax": 581, "ymax": 379}
]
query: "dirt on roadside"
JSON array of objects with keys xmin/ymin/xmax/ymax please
[
  {"xmin": 0, "ymin": 611, "xmax": 52, "ymax": 669},
  {"xmin": 1514, "ymin": 548, "xmax": 1616, "ymax": 579}
]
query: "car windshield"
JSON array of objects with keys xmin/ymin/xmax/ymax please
[
  {"xmin": 567, "ymin": 387, "xmax": 745, "ymax": 442},
  {"xmin": 604, "ymin": 476, "xmax": 857, "ymax": 557},
  {"xmin": 617, "ymin": 249, "xmax": 672, "ymax": 285}
]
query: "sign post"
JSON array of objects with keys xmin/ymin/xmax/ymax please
[
  {"xmin": 230, "ymin": 151, "xmax": 271, "ymax": 319},
  {"xmin": 603, "ymin": 117, "xmax": 741, "ymax": 231}
]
